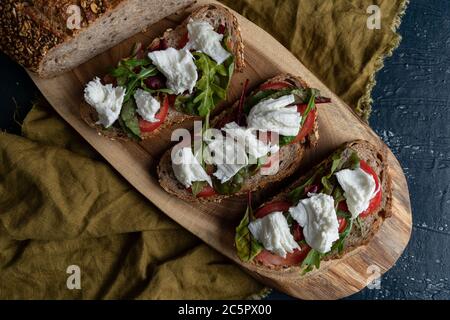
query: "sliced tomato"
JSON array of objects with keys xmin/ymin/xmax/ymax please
[
  {"xmin": 187, "ymin": 184, "xmax": 217, "ymax": 198},
  {"xmin": 291, "ymin": 104, "xmax": 316, "ymax": 143},
  {"xmin": 338, "ymin": 216, "xmax": 347, "ymax": 233},
  {"xmin": 258, "ymin": 81, "xmax": 292, "ymax": 91},
  {"xmin": 254, "ymin": 201, "xmax": 292, "ymax": 218},
  {"xmin": 359, "ymin": 160, "xmax": 382, "ymax": 218},
  {"xmin": 255, "ymin": 242, "xmax": 311, "ymax": 267},
  {"xmin": 139, "ymin": 95, "xmax": 169, "ymax": 132},
  {"xmin": 178, "ymin": 32, "xmax": 189, "ymax": 49}
]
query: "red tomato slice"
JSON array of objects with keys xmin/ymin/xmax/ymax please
[
  {"xmin": 359, "ymin": 160, "xmax": 382, "ymax": 218},
  {"xmin": 338, "ymin": 216, "xmax": 347, "ymax": 233},
  {"xmin": 255, "ymin": 243, "xmax": 311, "ymax": 267},
  {"xmin": 292, "ymin": 104, "xmax": 316, "ymax": 143},
  {"xmin": 258, "ymin": 81, "xmax": 292, "ymax": 91},
  {"xmin": 139, "ymin": 95, "xmax": 169, "ymax": 132},
  {"xmin": 254, "ymin": 201, "xmax": 292, "ymax": 218},
  {"xmin": 187, "ymin": 184, "xmax": 217, "ymax": 198}
]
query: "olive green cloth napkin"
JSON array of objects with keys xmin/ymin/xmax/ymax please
[{"xmin": 0, "ymin": 0, "xmax": 407, "ymax": 299}]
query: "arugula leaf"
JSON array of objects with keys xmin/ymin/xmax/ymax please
[
  {"xmin": 176, "ymin": 53, "xmax": 234, "ymax": 117},
  {"xmin": 301, "ymin": 249, "xmax": 323, "ymax": 275},
  {"xmin": 347, "ymin": 151, "xmax": 361, "ymax": 169},
  {"xmin": 109, "ymin": 56, "xmax": 158, "ymax": 103},
  {"xmin": 332, "ymin": 186, "xmax": 346, "ymax": 208},
  {"xmin": 213, "ymin": 166, "xmax": 249, "ymax": 195},
  {"xmin": 279, "ymin": 135, "xmax": 296, "ymax": 146},
  {"xmin": 321, "ymin": 176, "xmax": 334, "ymax": 195},
  {"xmin": 235, "ymin": 203, "xmax": 263, "ymax": 262},
  {"xmin": 289, "ymin": 173, "xmax": 319, "ymax": 203},
  {"xmin": 319, "ymin": 151, "xmax": 343, "ymax": 195},
  {"xmin": 119, "ymin": 99, "xmax": 141, "ymax": 139}
]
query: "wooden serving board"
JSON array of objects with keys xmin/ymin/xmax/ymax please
[{"xmin": 28, "ymin": 1, "xmax": 412, "ymax": 300}]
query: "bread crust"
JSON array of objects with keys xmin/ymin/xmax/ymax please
[
  {"xmin": 248, "ymin": 139, "xmax": 392, "ymax": 271},
  {"xmin": 157, "ymin": 73, "xmax": 320, "ymax": 202},
  {"xmin": 80, "ymin": 4, "xmax": 244, "ymax": 141},
  {"xmin": 0, "ymin": 0, "xmax": 194, "ymax": 77}
]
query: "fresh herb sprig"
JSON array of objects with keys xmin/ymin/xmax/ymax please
[{"xmin": 235, "ymin": 198, "xmax": 263, "ymax": 262}]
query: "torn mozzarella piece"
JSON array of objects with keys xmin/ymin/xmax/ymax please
[
  {"xmin": 222, "ymin": 122, "xmax": 279, "ymax": 161},
  {"xmin": 335, "ymin": 167, "xmax": 377, "ymax": 219},
  {"xmin": 134, "ymin": 89, "xmax": 160, "ymax": 123},
  {"xmin": 248, "ymin": 211, "xmax": 299, "ymax": 258},
  {"xmin": 204, "ymin": 135, "xmax": 248, "ymax": 183},
  {"xmin": 289, "ymin": 193, "xmax": 340, "ymax": 254},
  {"xmin": 185, "ymin": 19, "xmax": 231, "ymax": 65},
  {"xmin": 148, "ymin": 47, "xmax": 198, "ymax": 94},
  {"xmin": 171, "ymin": 146, "xmax": 212, "ymax": 188},
  {"xmin": 247, "ymin": 94, "xmax": 302, "ymax": 137},
  {"xmin": 84, "ymin": 77, "xmax": 126, "ymax": 128}
]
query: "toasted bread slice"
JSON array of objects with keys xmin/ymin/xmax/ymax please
[
  {"xmin": 80, "ymin": 4, "xmax": 244, "ymax": 141},
  {"xmin": 249, "ymin": 140, "xmax": 392, "ymax": 270},
  {"xmin": 158, "ymin": 74, "xmax": 321, "ymax": 202}
]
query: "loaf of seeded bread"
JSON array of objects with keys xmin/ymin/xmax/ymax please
[
  {"xmin": 157, "ymin": 74, "xmax": 319, "ymax": 203},
  {"xmin": 0, "ymin": 0, "xmax": 194, "ymax": 77}
]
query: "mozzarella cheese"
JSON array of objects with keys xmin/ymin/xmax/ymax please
[
  {"xmin": 335, "ymin": 167, "xmax": 377, "ymax": 218},
  {"xmin": 84, "ymin": 77, "xmax": 126, "ymax": 128},
  {"xmin": 289, "ymin": 193, "xmax": 340, "ymax": 254},
  {"xmin": 247, "ymin": 94, "xmax": 302, "ymax": 137},
  {"xmin": 148, "ymin": 48, "xmax": 198, "ymax": 95},
  {"xmin": 204, "ymin": 135, "xmax": 248, "ymax": 183},
  {"xmin": 134, "ymin": 89, "xmax": 161, "ymax": 123},
  {"xmin": 171, "ymin": 146, "xmax": 212, "ymax": 188},
  {"xmin": 185, "ymin": 19, "xmax": 231, "ymax": 65},
  {"xmin": 222, "ymin": 122, "xmax": 279, "ymax": 161},
  {"xmin": 248, "ymin": 211, "xmax": 299, "ymax": 258}
]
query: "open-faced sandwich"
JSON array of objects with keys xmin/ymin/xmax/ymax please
[
  {"xmin": 80, "ymin": 4, "xmax": 244, "ymax": 140},
  {"xmin": 235, "ymin": 140, "xmax": 392, "ymax": 273},
  {"xmin": 158, "ymin": 74, "xmax": 330, "ymax": 202}
]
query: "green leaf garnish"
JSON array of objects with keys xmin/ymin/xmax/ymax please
[
  {"xmin": 301, "ymin": 249, "xmax": 323, "ymax": 275},
  {"xmin": 235, "ymin": 202, "xmax": 263, "ymax": 262},
  {"xmin": 119, "ymin": 99, "xmax": 141, "ymax": 139},
  {"xmin": 175, "ymin": 52, "xmax": 234, "ymax": 117}
]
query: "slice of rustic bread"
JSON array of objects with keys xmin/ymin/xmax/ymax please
[
  {"xmin": 0, "ymin": 0, "xmax": 194, "ymax": 78},
  {"xmin": 157, "ymin": 74, "xmax": 319, "ymax": 202},
  {"xmin": 80, "ymin": 3, "xmax": 244, "ymax": 141},
  {"xmin": 251, "ymin": 139, "xmax": 392, "ymax": 270}
]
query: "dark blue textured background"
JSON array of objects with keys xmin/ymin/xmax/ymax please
[{"xmin": 1, "ymin": 0, "xmax": 449, "ymax": 299}]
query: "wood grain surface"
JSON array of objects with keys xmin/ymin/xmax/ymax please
[{"xmin": 27, "ymin": 1, "xmax": 412, "ymax": 299}]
